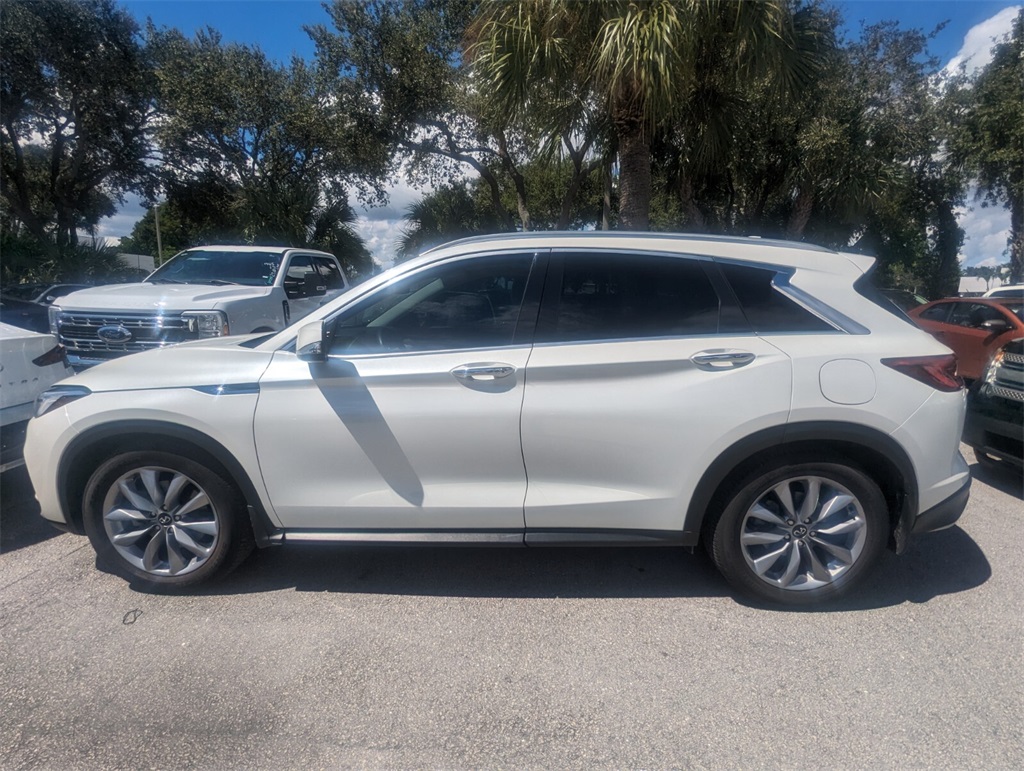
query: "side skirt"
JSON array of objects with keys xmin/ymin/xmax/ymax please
[{"xmin": 276, "ymin": 529, "xmax": 691, "ymax": 547}]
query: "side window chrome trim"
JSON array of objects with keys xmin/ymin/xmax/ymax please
[
  {"xmin": 773, "ymin": 275, "xmax": 869, "ymax": 335},
  {"xmin": 323, "ymin": 343, "xmax": 534, "ymax": 360}
]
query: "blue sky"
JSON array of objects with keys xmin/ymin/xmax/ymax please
[{"xmin": 112, "ymin": 1, "xmax": 1022, "ymax": 268}]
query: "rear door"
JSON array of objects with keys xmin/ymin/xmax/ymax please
[{"xmin": 520, "ymin": 250, "xmax": 793, "ymax": 534}]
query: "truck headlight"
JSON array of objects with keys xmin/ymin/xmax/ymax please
[
  {"xmin": 48, "ymin": 305, "xmax": 61, "ymax": 335},
  {"xmin": 35, "ymin": 385, "xmax": 91, "ymax": 418},
  {"xmin": 182, "ymin": 310, "xmax": 229, "ymax": 338}
]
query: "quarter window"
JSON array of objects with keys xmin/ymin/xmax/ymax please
[
  {"xmin": 539, "ymin": 252, "xmax": 720, "ymax": 342},
  {"xmin": 329, "ymin": 253, "xmax": 535, "ymax": 354},
  {"xmin": 719, "ymin": 263, "xmax": 834, "ymax": 333}
]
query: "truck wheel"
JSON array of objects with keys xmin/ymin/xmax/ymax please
[{"xmin": 82, "ymin": 451, "xmax": 253, "ymax": 590}]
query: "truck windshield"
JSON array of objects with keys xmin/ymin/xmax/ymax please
[{"xmin": 147, "ymin": 250, "xmax": 283, "ymax": 286}]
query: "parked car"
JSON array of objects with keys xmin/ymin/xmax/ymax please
[
  {"xmin": 907, "ymin": 297, "xmax": 1024, "ymax": 380},
  {"xmin": 24, "ymin": 233, "xmax": 971, "ymax": 606},
  {"xmin": 963, "ymin": 337, "xmax": 1023, "ymax": 472},
  {"xmin": 48, "ymin": 246, "xmax": 349, "ymax": 368},
  {"xmin": 1, "ymin": 322, "xmax": 71, "ymax": 472},
  {"xmin": 879, "ymin": 288, "xmax": 928, "ymax": 312},
  {"xmin": 2, "ymin": 282, "xmax": 91, "ymax": 306},
  {"xmin": 0, "ymin": 296, "xmax": 51, "ymax": 333},
  {"xmin": 983, "ymin": 284, "xmax": 1024, "ymax": 299}
]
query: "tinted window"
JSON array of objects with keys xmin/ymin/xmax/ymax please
[
  {"xmin": 719, "ymin": 263, "xmax": 833, "ymax": 333},
  {"xmin": 919, "ymin": 303, "xmax": 952, "ymax": 321},
  {"xmin": 284, "ymin": 256, "xmax": 317, "ymax": 298},
  {"xmin": 314, "ymin": 257, "xmax": 346, "ymax": 290},
  {"xmin": 950, "ymin": 302, "xmax": 1009, "ymax": 328},
  {"xmin": 539, "ymin": 252, "xmax": 720, "ymax": 342},
  {"xmin": 329, "ymin": 253, "xmax": 534, "ymax": 354}
]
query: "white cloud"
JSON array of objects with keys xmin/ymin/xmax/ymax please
[{"xmin": 943, "ymin": 5, "xmax": 1021, "ymax": 77}]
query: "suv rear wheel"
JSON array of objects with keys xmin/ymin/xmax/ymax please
[
  {"xmin": 83, "ymin": 451, "xmax": 253, "ymax": 589},
  {"xmin": 709, "ymin": 461, "xmax": 888, "ymax": 606}
]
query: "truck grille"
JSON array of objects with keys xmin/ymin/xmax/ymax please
[{"xmin": 57, "ymin": 312, "xmax": 198, "ymax": 359}]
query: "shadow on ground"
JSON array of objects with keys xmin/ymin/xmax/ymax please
[
  {"xmin": 0, "ymin": 466, "xmax": 60, "ymax": 554},
  {"xmin": 120, "ymin": 521, "xmax": 990, "ymax": 613}
]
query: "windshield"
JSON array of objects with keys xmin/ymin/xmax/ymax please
[{"xmin": 147, "ymin": 249, "xmax": 283, "ymax": 286}]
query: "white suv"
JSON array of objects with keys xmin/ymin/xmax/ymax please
[{"xmin": 24, "ymin": 233, "xmax": 971, "ymax": 605}]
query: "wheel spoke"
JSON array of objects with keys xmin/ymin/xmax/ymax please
[
  {"xmin": 778, "ymin": 541, "xmax": 803, "ymax": 587},
  {"xmin": 805, "ymin": 541, "xmax": 833, "ymax": 583},
  {"xmin": 771, "ymin": 481, "xmax": 797, "ymax": 520},
  {"xmin": 142, "ymin": 530, "xmax": 164, "ymax": 572},
  {"xmin": 816, "ymin": 494, "xmax": 854, "ymax": 524},
  {"xmin": 166, "ymin": 530, "xmax": 190, "ymax": 575},
  {"xmin": 139, "ymin": 470, "xmax": 164, "ymax": 508},
  {"xmin": 816, "ymin": 518, "xmax": 862, "ymax": 537},
  {"xmin": 118, "ymin": 480, "xmax": 153, "ymax": 512},
  {"xmin": 747, "ymin": 503, "xmax": 788, "ymax": 528},
  {"xmin": 741, "ymin": 530, "xmax": 787, "ymax": 546},
  {"xmin": 163, "ymin": 473, "xmax": 189, "ymax": 511},
  {"xmin": 105, "ymin": 507, "xmax": 150, "ymax": 523},
  {"xmin": 174, "ymin": 491, "xmax": 210, "ymax": 518},
  {"xmin": 170, "ymin": 526, "xmax": 213, "ymax": 558},
  {"xmin": 810, "ymin": 537, "xmax": 853, "ymax": 566},
  {"xmin": 798, "ymin": 478, "xmax": 820, "ymax": 523},
  {"xmin": 751, "ymin": 542, "xmax": 789, "ymax": 576},
  {"xmin": 112, "ymin": 525, "xmax": 156, "ymax": 546},
  {"xmin": 179, "ymin": 518, "xmax": 218, "ymax": 537}
]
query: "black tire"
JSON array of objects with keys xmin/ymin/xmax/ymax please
[
  {"xmin": 83, "ymin": 451, "xmax": 254, "ymax": 590},
  {"xmin": 708, "ymin": 461, "xmax": 889, "ymax": 606}
]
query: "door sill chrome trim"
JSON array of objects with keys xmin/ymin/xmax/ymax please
[{"xmin": 279, "ymin": 529, "xmax": 691, "ymax": 547}]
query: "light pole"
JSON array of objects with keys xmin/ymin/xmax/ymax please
[{"xmin": 153, "ymin": 200, "xmax": 164, "ymax": 264}]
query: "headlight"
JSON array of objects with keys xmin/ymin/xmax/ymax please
[
  {"xmin": 182, "ymin": 310, "xmax": 229, "ymax": 338},
  {"xmin": 48, "ymin": 304, "xmax": 61, "ymax": 335},
  {"xmin": 34, "ymin": 385, "xmax": 91, "ymax": 418}
]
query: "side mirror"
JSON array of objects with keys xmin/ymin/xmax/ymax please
[
  {"xmin": 296, "ymin": 320, "xmax": 326, "ymax": 362},
  {"xmin": 304, "ymin": 272, "xmax": 327, "ymax": 297}
]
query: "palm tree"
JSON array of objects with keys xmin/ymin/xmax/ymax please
[
  {"xmin": 469, "ymin": 0, "xmax": 824, "ymax": 230},
  {"xmin": 397, "ymin": 183, "xmax": 499, "ymax": 260}
]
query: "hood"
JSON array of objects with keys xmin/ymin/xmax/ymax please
[
  {"xmin": 55, "ymin": 283, "xmax": 273, "ymax": 312},
  {"xmin": 62, "ymin": 336, "xmax": 276, "ymax": 394}
]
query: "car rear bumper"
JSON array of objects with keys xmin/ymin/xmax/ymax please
[
  {"xmin": 911, "ymin": 475, "xmax": 971, "ymax": 534},
  {"xmin": 963, "ymin": 387, "xmax": 1024, "ymax": 466}
]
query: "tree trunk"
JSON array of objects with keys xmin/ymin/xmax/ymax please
[
  {"xmin": 1010, "ymin": 191, "xmax": 1023, "ymax": 284},
  {"xmin": 679, "ymin": 175, "xmax": 705, "ymax": 231},
  {"xmin": 601, "ymin": 160, "xmax": 613, "ymax": 230},
  {"xmin": 930, "ymin": 197, "xmax": 963, "ymax": 299},
  {"xmin": 495, "ymin": 129, "xmax": 531, "ymax": 231},
  {"xmin": 616, "ymin": 117, "xmax": 651, "ymax": 231},
  {"xmin": 786, "ymin": 186, "xmax": 814, "ymax": 239}
]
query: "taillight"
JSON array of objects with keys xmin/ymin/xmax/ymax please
[{"xmin": 882, "ymin": 354, "xmax": 963, "ymax": 392}]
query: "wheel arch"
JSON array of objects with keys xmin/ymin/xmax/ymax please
[
  {"xmin": 685, "ymin": 422, "xmax": 918, "ymax": 553},
  {"xmin": 57, "ymin": 420, "xmax": 280, "ymax": 545}
]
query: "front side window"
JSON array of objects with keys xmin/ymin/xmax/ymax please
[
  {"xmin": 538, "ymin": 252, "xmax": 720, "ymax": 343},
  {"xmin": 314, "ymin": 257, "xmax": 346, "ymax": 290},
  {"xmin": 328, "ymin": 253, "xmax": 535, "ymax": 354}
]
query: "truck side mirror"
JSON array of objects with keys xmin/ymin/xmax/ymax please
[
  {"xmin": 304, "ymin": 273, "xmax": 327, "ymax": 297},
  {"xmin": 296, "ymin": 321, "xmax": 327, "ymax": 362}
]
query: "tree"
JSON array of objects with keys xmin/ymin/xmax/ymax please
[
  {"xmin": 469, "ymin": 0, "xmax": 825, "ymax": 230},
  {"xmin": 0, "ymin": 0, "xmax": 155, "ymax": 253},
  {"xmin": 951, "ymin": 10, "xmax": 1024, "ymax": 282},
  {"xmin": 147, "ymin": 26, "xmax": 378, "ymax": 276}
]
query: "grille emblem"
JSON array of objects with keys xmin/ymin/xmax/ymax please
[{"xmin": 96, "ymin": 325, "xmax": 134, "ymax": 343}]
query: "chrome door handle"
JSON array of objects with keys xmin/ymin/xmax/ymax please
[
  {"xmin": 691, "ymin": 350, "xmax": 756, "ymax": 370},
  {"xmin": 451, "ymin": 363, "xmax": 517, "ymax": 381}
]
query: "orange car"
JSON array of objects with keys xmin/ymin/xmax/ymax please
[{"xmin": 908, "ymin": 297, "xmax": 1024, "ymax": 380}]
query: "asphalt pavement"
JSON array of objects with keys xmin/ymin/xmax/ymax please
[{"xmin": 1, "ymin": 449, "xmax": 1021, "ymax": 769}]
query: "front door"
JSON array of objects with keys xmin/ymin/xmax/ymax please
[{"xmin": 254, "ymin": 251, "xmax": 543, "ymax": 530}]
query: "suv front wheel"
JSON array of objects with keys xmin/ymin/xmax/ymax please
[
  {"xmin": 83, "ymin": 451, "xmax": 253, "ymax": 589},
  {"xmin": 709, "ymin": 462, "xmax": 889, "ymax": 606}
]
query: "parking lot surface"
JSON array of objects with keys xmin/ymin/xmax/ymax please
[{"xmin": 1, "ymin": 450, "xmax": 1022, "ymax": 769}]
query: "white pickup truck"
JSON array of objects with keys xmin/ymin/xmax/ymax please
[{"xmin": 49, "ymin": 246, "xmax": 349, "ymax": 368}]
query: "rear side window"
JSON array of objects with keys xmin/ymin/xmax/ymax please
[
  {"xmin": 539, "ymin": 252, "xmax": 720, "ymax": 342},
  {"xmin": 919, "ymin": 303, "xmax": 953, "ymax": 322},
  {"xmin": 719, "ymin": 263, "xmax": 833, "ymax": 333}
]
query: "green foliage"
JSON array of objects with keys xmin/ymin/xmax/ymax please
[
  {"xmin": 950, "ymin": 10, "xmax": 1024, "ymax": 281},
  {"xmin": 0, "ymin": 0, "xmax": 155, "ymax": 253},
  {"xmin": 0, "ymin": 231, "xmax": 138, "ymax": 284}
]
